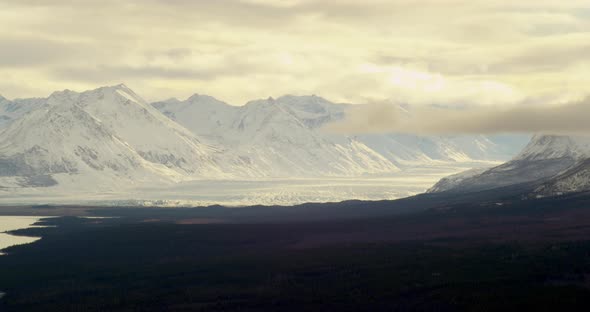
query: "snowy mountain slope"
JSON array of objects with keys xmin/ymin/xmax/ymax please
[
  {"xmin": 267, "ymin": 97, "xmax": 528, "ymax": 165},
  {"xmin": 533, "ymin": 158, "xmax": 590, "ymax": 196},
  {"xmin": 0, "ymin": 85, "xmax": 239, "ymax": 190},
  {"xmin": 514, "ymin": 135, "xmax": 590, "ymax": 161},
  {"xmin": 152, "ymin": 94, "xmax": 526, "ymax": 177},
  {"xmin": 354, "ymin": 134, "xmax": 525, "ymax": 167},
  {"xmin": 152, "ymin": 94, "xmax": 238, "ymax": 145},
  {"xmin": 527, "ymin": 136, "xmax": 590, "ymax": 196},
  {"xmin": 62, "ymin": 85, "xmax": 227, "ymax": 177},
  {"xmin": 155, "ymin": 95, "xmax": 399, "ymax": 177},
  {"xmin": 0, "ymin": 84, "xmax": 533, "ymax": 193},
  {"xmin": 270, "ymin": 95, "xmax": 348, "ymax": 129},
  {"xmin": 429, "ymin": 135, "xmax": 590, "ymax": 194},
  {"xmin": 0, "ymin": 96, "xmax": 46, "ymax": 129},
  {"xmin": 426, "ymin": 167, "xmax": 490, "ymax": 193},
  {"xmin": 231, "ymin": 97, "xmax": 397, "ymax": 176},
  {"xmin": 0, "ymin": 99, "xmax": 174, "ymax": 189}
]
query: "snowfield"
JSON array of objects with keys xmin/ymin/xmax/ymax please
[{"xmin": 0, "ymin": 164, "xmax": 493, "ymax": 207}]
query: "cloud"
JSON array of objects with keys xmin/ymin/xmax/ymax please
[
  {"xmin": 0, "ymin": 0, "xmax": 590, "ymax": 106},
  {"xmin": 325, "ymin": 97, "xmax": 590, "ymax": 135},
  {"xmin": 0, "ymin": 38, "xmax": 86, "ymax": 67},
  {"xmin": 52, "ymin": 65, "xmax": 246, "ymax": 82},
  {"xmin": 489, "ymin": 41, "xmax": 590, "ymax": 74}
]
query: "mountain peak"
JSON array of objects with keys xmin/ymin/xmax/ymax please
[
  {"xmin": 97, "ymin": 83, "xmax": 130, "ymax": 92},
  {"xmin": 97, "ymin": 84, "xmax": 146, "ymax": 105},
  {"xmin": 277, "ymin": 94, "xmax": 321, "ymax": 101},
  {"xmin": 48, "ymin": 89, "xmax": 78, "ymax": 103},
  {"xmin": 185, "ymin": 94, "xmax": 231, "ymax": 109},
  {"xmin": 95, "ymin": 83, "xmax": 134, "ymax": 94},
  {"xmin": 163, "ymin": 97, "xmax": 181, "ymax": 103},
  {"xmin": 514, "ymin": 134, "xmax": 590, "ymax": 161},
  {"xmin": 187, "ymin": 93, "xmax": 216, "ymax": 102}
]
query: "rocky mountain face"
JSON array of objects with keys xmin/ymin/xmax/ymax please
[
  {"xmin": 429, "ymin": 135, "xmax": 590, "ymax": 195},
  {"xmin": 534, "ymin": 158, "xmax": 590, "ymax": 196}
]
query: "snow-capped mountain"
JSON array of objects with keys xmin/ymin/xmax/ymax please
[
  {"xmin": 429, "ymin": 135, "xmax": 590, "ymax": 194},
  {"xmin": 514, "ymin": 135, "xmax": 590, "ymax": 161},
  {"xmin": 154, "ymin": 95, "xmax": 399, "ymax": 176},
  {"xmin": 355, "ymin": 134, "xmax": 528, "ymax": 167},
  {"xmin": 526, "ymin": 136, "xmax": 590, "ymax": 196},
  {"xmin": 0, "ymin": 85, "xmax": 531, "ymax": 192},
  {"xmin": 534, "ymin": 158, "xmax": 590, "ymax": 196},
  {"xmin": 152, "ymin": 94, "xmax": 238, "ymax": 144},
  {"xmin": 0, "ymin": 85, "xmax": 231, "ymax": 190},
  {"xmin": 154, "ymin": 94, "xmax": 527, "ymax": 175},
  {"xmin": 0, "ymin": 95, "xmax": 46, "ymax": 129},
  {"xmin": 426, "ymin": 167, "xmax": 490, "ymax": 193}
]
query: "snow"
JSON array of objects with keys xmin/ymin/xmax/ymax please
[
  {"xmin": 0, "ymin": 85, "xmax": 232, "ymax": 192},
  {"xmin": 534, "ymin": 158, "xmax": 590, "ymax": 196},
  {"xmin": 427, "ymin": 167, "xmax": 490, "ymax": 193},
  {"xmin": 153, "ymin": 94, "xmax": 525, "ymax": 178},
  {"xmin": 0, "ymin": 165, "xmax": 472, "ymax": 206},
  {"xmin": 429, "ymin": 134, "xmax": 590, "ymax": 195},
  {"xmin": 0, "ymin": 85, "xmax": 531, "ymax": 204},
  {"xmin": 514, "ymin": 135, "xmax": 590, "ymax": 161},
  {"xmin": 0, "ymin": 96, "xmax": 46, "ymax": 129},
  {"xmin": 155, "ymin": 94, "xmax": 400, "ymax": 177}
]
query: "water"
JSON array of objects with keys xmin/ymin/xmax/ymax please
[{"xmin": 0, "ymin": 216, "xmax": 49, "ymax": 255}]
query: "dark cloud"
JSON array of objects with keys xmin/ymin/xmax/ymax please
[
  {"xmin": 325, "ymin": 97, "xmax": 590, "ymax": 135},
  {"xmin": 50, "ymin": 60, "xmax": 272, "ymax": 83},
  {"xmin": 0, "ymin": 38, "xmax": 85, "ymax": 67},
  {"xmin": 490, "ymin": 44, "xmax": 590, "ymax": 74}
]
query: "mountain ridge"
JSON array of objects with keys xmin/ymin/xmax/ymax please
[
  {"xmin": 1, "ymin": 84, "xmax": 529, "ymax": 193},
  {"xmin": 429, "ymin": 134, "xmax": 590, "ymax": 196}
]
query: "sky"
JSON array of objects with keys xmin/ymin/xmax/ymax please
[{"xmin": 1, "ymin": 0, "xmax": 590, "ymax": 108}]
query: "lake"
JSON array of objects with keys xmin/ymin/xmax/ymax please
[{"xmin": 0, "ymin": 216, "xmax": 50, "ymax": 255}]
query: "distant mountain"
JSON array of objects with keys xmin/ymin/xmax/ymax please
[
  {"xmin": 530, "ymin": 136, "xmax": 590, "ymax": 196},
  {"xmin": 152, "ymin": 94, "xmax": 237, "ymax": 144},
  {"xmin": 0, "ymin": 96, "xmax": 46, "ymax": 128},
  {"xmin": 0, "ymin": 85, "xmax": 531, "ymax": 191},
  {"xmin": 154, "ymin": 95, "xmax": 398, "ymax": 176},
  {"xmin": 534, "ymin": 158, "xmax": 590, "ymax": 196},
  {"xmin": 355, "ymin": 134, "xmax": 529, "ymax": 167},
  {"xmin": 153, "ymin": 94, "xmax": 527, "ymax": 175},
  {"xmin": 426, "ymin": 167, "xmax": 489, "ymax": 193},
  {"xmin": 0, "ymin": 85, "xmax": 230, "ymax": 189},
  {"xmin": 429, "ymin": 135, "xmax": 590, "ymax": 194}
]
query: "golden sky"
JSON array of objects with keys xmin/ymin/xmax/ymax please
[{"xmin": 1, "ymin": 0, "xmax": 590, "ymax": 106}]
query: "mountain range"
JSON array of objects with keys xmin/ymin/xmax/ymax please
[{"xmin": 0, "ymin": 84, "xmax": 531, "ymax": 193}]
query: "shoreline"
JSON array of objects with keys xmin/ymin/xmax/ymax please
[{"xmin": 0, "ymin": 216, "xmax": 54, "ymax": 255}]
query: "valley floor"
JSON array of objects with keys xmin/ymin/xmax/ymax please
[
  {"xmin": 0, "ymin": 163, "xmax": 493, "ymax": 207},
  {"xmin": 2, "ymin": 193, "xmax": 590, "ymax": 311}
]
